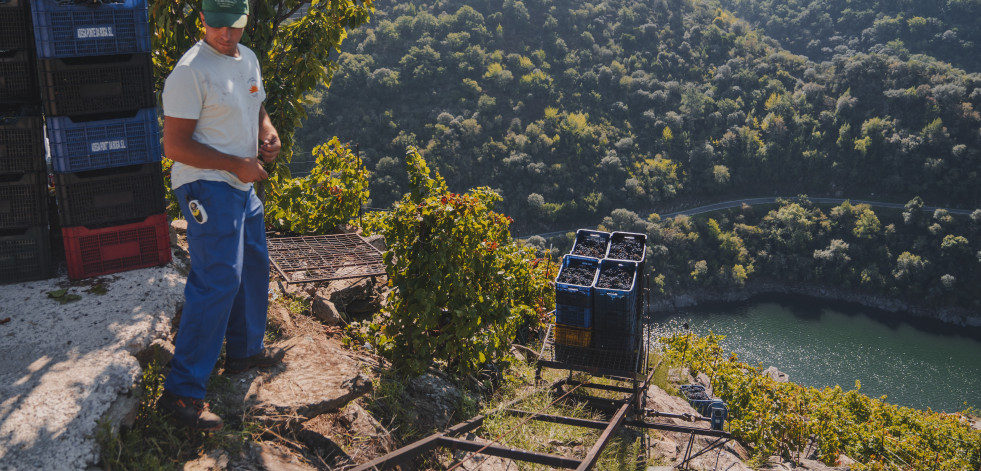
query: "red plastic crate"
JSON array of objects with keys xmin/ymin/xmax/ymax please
[{"xmin": 62, "ymin": 212, "xmax": 171, "ymax": 279}]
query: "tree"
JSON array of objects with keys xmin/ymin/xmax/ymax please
[
  {"xmin": 893, "ymin": 251, "xmax": 928, "ymax": 283},
  {"xmin": 853, "ymin": 209, "xmax": 881, "ymax": 239},
  {"xmin": 149, "ymin": 0, "xmax": 374, "ymax": 190}
]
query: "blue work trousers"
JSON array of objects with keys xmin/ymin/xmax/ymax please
[{"xmin": 165, "ymin": 180, "xmax": 269, "ymax": 399}]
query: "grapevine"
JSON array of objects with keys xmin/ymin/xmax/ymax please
[
  {"xmin": 662, "ymin": 333, "xmax": 981, "ymax": 470},
  {"xmin": 265, "ymin": 137, "xmax": 370, "ymax": 234},
  {"xmin": 358, "ymin": 147, "xmax": 554, "ymax": 376}
]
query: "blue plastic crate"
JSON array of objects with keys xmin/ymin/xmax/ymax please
[
  {"xmin": 555, "ymin": 303, "xmax": 592, "ymax": 328},
  {"xmin": 31, "ymin": 0, "xmax": 150, "ymax": 59},
  {"xmin": 48, "ymin": 108, "xmax": 161, "ymax": 173},
  {"xmin": 708, "ymin": 402, "xmax": 728, "ymax": 430},
  {"xmin": 555, "ymin": 254, "xmax": 598, "ymax": 308},
  {"xmin": 570, "ymin": 229, "xmax": 610, "ymax": 258},
  {"xmin": 593, "ymin": 259, "xmax": 638, "ymax": 338}
]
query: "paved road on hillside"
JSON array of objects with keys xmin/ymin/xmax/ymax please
[{"xmin": 522, "ymin": 197, "xmax": 977, "ymax": 239}]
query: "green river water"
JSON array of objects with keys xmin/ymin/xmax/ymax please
[{"xmin": 651, "ymin": 298, "xmax": 981, "ymax": 412}]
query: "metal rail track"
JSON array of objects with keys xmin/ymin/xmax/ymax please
[{"xmin": 350, "ymin": 277, "xmax": 734, "ymax": 471}]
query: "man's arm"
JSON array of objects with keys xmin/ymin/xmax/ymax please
[
  {"xmin": 258, "ymin": 105, "xmax": 281, "ymax": 163},
  {"xmin": 163, "ymin": 115, "xmax": 268, "ymax": 183}
]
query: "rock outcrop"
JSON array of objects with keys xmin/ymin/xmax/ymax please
[
  {"xmin": 650, "ymin": 280, "xmax": 981, "ymax": 328},
  {"xmin": 234, "ymin": 335, "xmax": 373, "ymax": 427}
]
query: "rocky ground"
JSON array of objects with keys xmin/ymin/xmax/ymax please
[{"xmin": 120, "ymin": 222, "xmax": 862, "ymax": 470}]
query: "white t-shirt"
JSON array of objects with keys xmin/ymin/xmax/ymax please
[{"xmin": 163, "ymin": 40, "xmax": 266, "ymax": 191}]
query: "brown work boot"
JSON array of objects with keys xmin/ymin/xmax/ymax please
[
  {"xmin": 157, "ymin": 390, "xmax": 223, "ymax": 431},
  {"xmin": 223, "ymin": 346, "xmax": 286, "ymax": 375}
]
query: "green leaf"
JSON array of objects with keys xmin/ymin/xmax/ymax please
[{"xmin": 86, "ymin": 284, "xmax": 108, "ymax": 295}]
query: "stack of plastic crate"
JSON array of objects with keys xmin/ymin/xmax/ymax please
[
  {"xmin": 32, "ymin": 0, "xmax": 170, "ymax": 280},
  {"xmin": 554, "ymin": 254, "xmax": 599, "ymax": 342},
  {"xmin": 0, "ymin": 0, "xmax": 52, "ymax": 284},
  {"xmin": 593, "ymin": 232, "xmax": 646, "ymax": 352},
  {"xmin": 552, "ymin": 230, "xmax": 606, "ymax": 364},
  {"xmin": 552, "ymin": 230, "xmax": 648, "ymax": 372}
]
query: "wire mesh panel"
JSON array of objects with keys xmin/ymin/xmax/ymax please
[
  {"xmin": 267, "ymin": 233, "xmax": 386, "ymax": 284},
  {"xmin": 542, "ymin": 321, "xmax": 648, "ymax": 376}
]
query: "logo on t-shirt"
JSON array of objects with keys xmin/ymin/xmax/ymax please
[{"xmin": 249, "ymin": 78, "xmax": 260, "ymax": 95}]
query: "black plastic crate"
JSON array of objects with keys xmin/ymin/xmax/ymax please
[
  {"xmin": 31, "ymin": 0, "xmax": 150, "ymax": 59},
  {"xmin": 0, "ymin": 172, "xmax": 47, "ymax": 229},
  {"xmin": 0, "ymin": 225, "xmax": 53, "ymax": 284},
  {"xmin": 0, "ymin": 49, "xmax": 40, "ymax": 104},
  {"xmin": 48, "ymin": 107, "xmax": 162, "ymax": 173},
  {"xmin": 55, "ymin": 162, "xmax": 166, "ymax": 228},
  {"xmin": 38, "ymin": 53, "xmax": 154, "ymax": 118},
  {"xmin": 0, "ymin": 0, "xmax": 33, "ymax": 51},
  {"xmin": 0, "ymin": 106, "xmax": 45, "ymax": 175}
]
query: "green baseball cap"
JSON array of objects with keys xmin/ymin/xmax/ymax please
[{"xmin": 202, "ymin": 0, "xmax": 249, "ymax": 28}]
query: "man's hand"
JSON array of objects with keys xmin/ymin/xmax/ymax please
[
  {"xmin": 259, "ymin": 135, "xmax": 281, "ymax": 163},
  {"xmin": 233, "ymin": 157, "xmax": 269, "ymax": 183}
]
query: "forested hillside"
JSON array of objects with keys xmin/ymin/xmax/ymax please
[
  {"xmin": 717, "ymin": 0, "xmax": 981, "ymax": 72},
  {"xmin": 296, "ymin": 0, "xmax": 981, "ymax": 233},
  {"xmin": 594, "ymin": 198, "xmax": 981, "ymax": 310}
]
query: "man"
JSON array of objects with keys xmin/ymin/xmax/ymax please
[{"xmin": 158, "ymin": 0, "xmax": 284, "ymax": 431}]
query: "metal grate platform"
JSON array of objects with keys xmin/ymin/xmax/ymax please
[{"xmin": 267, "ymin": 233, "xmax": 386, "ymax": 284}]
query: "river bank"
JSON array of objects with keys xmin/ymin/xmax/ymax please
[{"xmin": 649, "ymin": 279, "xmax": 981, "ymax": 329}]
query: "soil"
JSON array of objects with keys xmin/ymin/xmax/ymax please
[
  {"xmin": 556, "ymin": 265, "xmax": 596, "ymax": 286},
  {"xmin": 607, "ymin": 237, "xmax": 644, "ymax": 261},
  {"xmin": 596, "ymin": 266, "xmax": 633, "ymax": 289}
]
